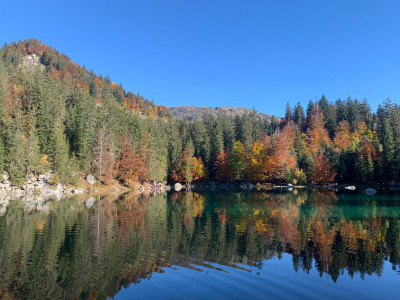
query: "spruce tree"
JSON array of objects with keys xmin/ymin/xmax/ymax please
[
  {"xmin": 285, "ymin": 102, "xmax": 292, "ymax": 122},
  {"xmin": 50, "ymin": 117, "xmax": 71, "ymax": 183},
  {"xmin": 26, "ymin": 112, "xmax": 42, "ymax": 175},
  {"xmin": 5, "ymin": 111, "xmax": 27, "ymax": 185}
]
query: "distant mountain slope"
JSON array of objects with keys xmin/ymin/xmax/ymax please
[{"xmin": 168, "ymin": 106, "xmax": 276, "ymax": 121}]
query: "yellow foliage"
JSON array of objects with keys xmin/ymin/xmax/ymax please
[{"xmin": 40, "ymin": 154, "xmax": 50, "ymax": 166}]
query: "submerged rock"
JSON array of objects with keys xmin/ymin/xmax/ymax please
[{"xmin": 363, "ymin": 188, "xmax": 377, "ymax": 195}]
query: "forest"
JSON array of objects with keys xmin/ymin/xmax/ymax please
[{"xmin": 0, "ymin": 39, "xmax": 399, "ymax": 187}]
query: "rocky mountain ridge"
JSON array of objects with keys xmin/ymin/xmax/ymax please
[{"xmin": 167, "ymin": 106, "xmax": 276, "ymax": 121}]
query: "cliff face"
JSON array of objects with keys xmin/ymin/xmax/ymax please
[{"xmin": 167, "ymin": 106, "xmax": 275, "ymax": 121}]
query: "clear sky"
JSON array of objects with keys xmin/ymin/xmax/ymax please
[{"xmin": 1, "ymin": 0, "xmax": 399, "ymax": 116}]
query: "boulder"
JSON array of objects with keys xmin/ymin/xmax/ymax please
[
  {"xmin": 84, "ymin": 197, "xmax": 96, "ymax": 208},
  {"xmin": 1, "ymin": 172, "xmax": 9, "ymax": 182},
  {"xmin": 363, "ymin": 188, "xmax": 377, "ymax": 195},
  {"xmin": 86, "ymin": 174, "xmax": 96, "ymax": 185},
  {"xmin": 71, "ymin": 188, "xmax": 84, "ymax": 194},
  {"xmin": 345, "ymin": 186, "xmax": 356, "ymax": 190},
  {"xmin": 174, "ymin": 183, "xmax": 183, "ymax": 191}
]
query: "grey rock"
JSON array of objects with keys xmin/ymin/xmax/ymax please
[
  {"xmin": 1, "ymin": 172, "xmax": 9, "ymax": 181},
  {"xmin": 84, "ymin": 197, "xmax": 96, "ymax": 208},
  {"xmin": 345, "ymin": 186, "xmax": 356, "ymax": 190},
  {"xmin": 86, "ymin": 174, "xmax": 96, "ymax": 185},
  {"xmin": 174, "ymin": 183, "xmax": 183, "ymax": 191}
]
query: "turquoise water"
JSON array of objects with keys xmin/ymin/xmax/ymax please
[{"xmin": 0, "ymin": 190, "xmax": 399, "ymax": 299}]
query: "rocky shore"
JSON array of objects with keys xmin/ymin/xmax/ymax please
[{"xmin": 0, "ymin": 172, "xmax": 86, "ymax": 199}]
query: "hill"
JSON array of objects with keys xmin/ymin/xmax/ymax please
[
  {"xmin": 167, "ymin": 106, "xmax": 276, "ymax": 121},
  {"xmin": 1, "ymin": 39, "xmax": 169, "ymax": 117}
]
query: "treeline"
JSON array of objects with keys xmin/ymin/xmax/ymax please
[
  {"xmin": 0, "ymin": 39, "xmax": 399, "ymax": 186},
  {"xmin": 167, "ymin": 95, "xmax": 400, "ymax": 185}
]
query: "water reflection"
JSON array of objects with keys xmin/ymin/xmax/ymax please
[{"xmin": 0, "ymin": 190, "xmax": 399, "ymax": 299}]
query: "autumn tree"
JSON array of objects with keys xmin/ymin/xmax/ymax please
[
  {"xmin": 192, "ymin": 157, "xmax": 208, "ymax": 182},
  {"xmin": 214, "ymin": 149, "xmax": 231, "ymax": 182},
  {"xmin": 116, "ymin": 135, "xmax": 149, "ymax": 187},
  {"xmin": 309, "ymin": 152, "xmax": 336, "ymax": 184},
  {"xmin": 246, "ymin": 141, "xmax": 266, "ymax": 182}
]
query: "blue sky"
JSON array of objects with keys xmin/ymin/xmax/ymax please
[{"xmin": 1, "ymin": 0, "xmax": 399, "ymax": 116}]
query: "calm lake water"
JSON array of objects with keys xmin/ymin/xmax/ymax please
[{"xmin": 0, "ymin": 190, "xmax": 399, "ymax": 299}]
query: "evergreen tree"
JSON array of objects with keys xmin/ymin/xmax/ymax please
[
  {"xmin": 26, "ymin": 112, "xmax": 42, "ymax": 175},
  {"xmin": 285, "ymin": 102, "xmax": 292, "ymax": 122},
  {"xmin": 0, "ymin": 62, "xmax": 6, "ymax": 172},
  {"xmin": 294, "ymin": 102, "xmax": 305, "ymax": 130},
  {"xmin": 5, "ymin": 110, "xmax": 27, "ymax": 185},
  {"xmin": 50, "ymin": 117, "xmax": 71, "ymax": 183},
  {"xmin": 382, "ymin": 118, "xmax": 395, "ymax": 182},
  {"xmin": 306, "ymin": 100, "xmax": 315, "ymax": 127}
]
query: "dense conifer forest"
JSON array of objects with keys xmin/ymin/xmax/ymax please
[{"xmin": 0, "ymin": 39, "xmax": 399, "ymax": 187}]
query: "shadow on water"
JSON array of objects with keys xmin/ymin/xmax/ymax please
[{"xmin": 0, "ymin": 189, "xmax": 399, "ymax": 299}]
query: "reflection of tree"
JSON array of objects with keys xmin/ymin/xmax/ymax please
[{"xmin": 0, "ymin": 190, "xmax": 400, "ymax": 298}]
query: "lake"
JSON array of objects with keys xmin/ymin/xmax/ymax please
[{"xmin": 0, "ymin": 189, "xmax": 399, "ymax": 299}]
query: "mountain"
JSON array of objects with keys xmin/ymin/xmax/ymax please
[
  {"xmin": 167, "ymin": 106, "xmax": 276, "ymax": 122},
  {"xmin": 2, "ymin": 39, "xmax": 169, "ymax": 117}
]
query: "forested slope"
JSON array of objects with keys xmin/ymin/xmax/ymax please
[{"xmin": 0, "ymin": 39, "xmax": 399, "ymax": 187}]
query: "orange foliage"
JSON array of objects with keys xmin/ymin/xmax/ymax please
[
  {"xmin": 76, "ymin": 79, "xmax": 89, "ymax": 94},
  {"xmin": 214, "ymin": 149, "xmax": 231, "ymax": 182},
  {"xmin": 309, "ymin": 152, "xmax": 336, "ymax": 184},
  {"xmin": 334, "ymin": 121, "xmax": 352, "ymax": 152},
  {"xmin": 117, "ymin": 135, "xmax": 149, "ymax": 186},
  {"xmin": 306, "ymin": 106, "xmax": 331, "ymax": 154},
  {"xmin": 263, "ymin": 124, "xmax": 297, "ymax": 182}
]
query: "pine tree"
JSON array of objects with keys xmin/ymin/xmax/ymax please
[
  {"xmin": 5, "ymin": 111, "xmax": 27, "ymax": 185},
  {"xmin": 181, "ymin": 141, "xmax": 194, "ymax": 184},
  {"xmin": 306, "ymin": 100, "xmax": 315, "ymax": 125},
  {"xmin": 91, "ymin": 126, "xmax": 115, "ymax": 184},
  {"xmin": 26, "ymin": 112, "xmax": 42, "ymax": 175},
  {"xmin": 382, "ymin": 118, "xmax": 395, "ymax": 182},
  {"xmin": 285, "ymin": 102, "xmax": 292, "ymax": 122},
  {"xmin": 50, "ymin": 117, "xmax": 71, "ymax": 183},
  {"xmin": 0, "ymin": 62, "xmax": 6, "ymax": 172},
  {"xmin": 294, "ymin": 102, "xmax": 305, "ymax": 129}
]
